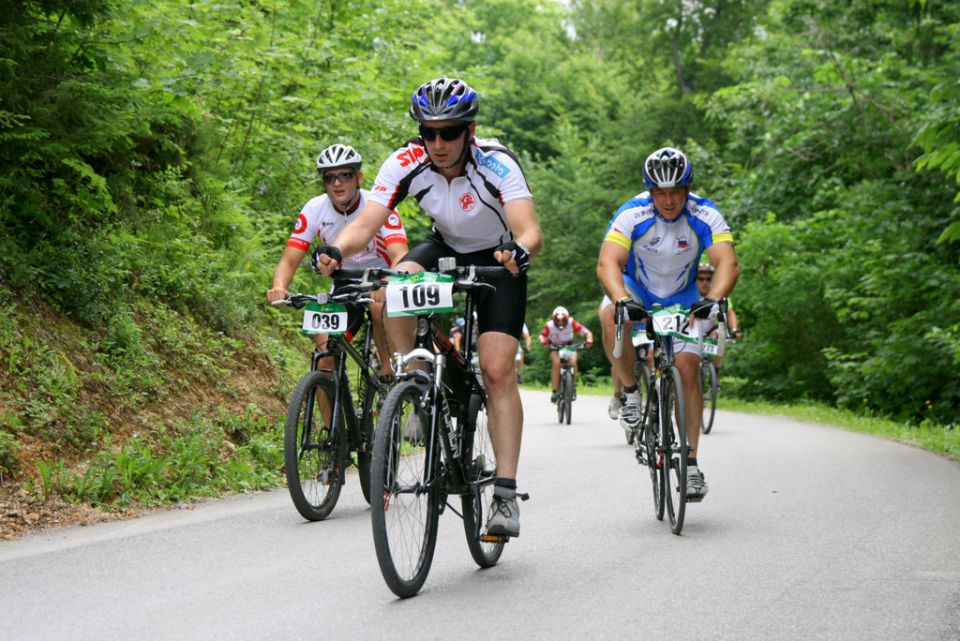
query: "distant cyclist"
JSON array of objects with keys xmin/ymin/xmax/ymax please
[
  {"xmin": 597, "ymin": 146, "xmax": 740, "ymax": 501},
  {"xmin": 539, "ymin": 306, "xmax": 593, "ymax": 403},
  {"xmin": 267, "ymin": 143, "xmax": 408, "ymax": 375},
  {"xmin": 696, "ymin": 262, "xmax": 742, "ymax": 373}
]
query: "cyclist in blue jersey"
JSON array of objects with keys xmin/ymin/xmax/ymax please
[
  {"xmin": 313, "ymin": 78, "xmax": 543, "ymax": 538},
  {"xmin": 597, "ymin": 147, "xmax": 740, "ymax": 500}
]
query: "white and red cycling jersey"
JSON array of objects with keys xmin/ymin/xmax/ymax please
[
  {"xmin": 540, "ymin": 319, "xmax": 589, "ymax": 347},
  {"xmin": 366, "ymin": 136, "xmax": 533, "ymax": 254},
  {"xmin": 286, "ymin": 189, "xmax": 407, "ymax": 269}
]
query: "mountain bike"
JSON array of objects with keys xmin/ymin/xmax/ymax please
[
  {"xmin": 699, "ymin": 299, "xmax": 729, "ymax": 435},
  {"xmin": 550, "ymin": 342, "xmax": 585, "ymax": 425},
  {"xmin": 273, "ymin": 268, "xmax": 393, "ymax": 521},
  {"xmin": 370, "ymin": 262, "xmax": 524, "ymax": 598},
  {"xmin": 614, "ymin": 300, "xmax": 702, "ymax": 535}
]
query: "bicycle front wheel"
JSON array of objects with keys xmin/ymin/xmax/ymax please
[
  {"xmin": 461, "ymin": 393, "xmax": 505, "ymax": 568},
  {"xmin": 701, "ymin": 361, "xmax": 717, "ymax": 434},
  {"xmin": 370, "ymin": 380, "xmax": 440, "ymax": 598},
  {"xmin": 662, "ymin": 367, "xmax": 688, "ymax": 535},
  {"xmin": 640, "ymin": 384, "xmax": 664, "ymax": 521},
  {"xmin": 284, "ymin": 371, "xmax": 345, "ymax": 521},
  {"xmin": 562, "ymin": 370, "xmax": 574, "ymax": 425},
  {"xmin": 556, "ymin": 374, "xmax": 565, "ymax": 424}
]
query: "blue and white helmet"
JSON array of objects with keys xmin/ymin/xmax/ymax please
[
  {"xmin": 409, "ymin": 77, "xmax": 479, "ymax": 122},
  {"xmin": 642, "ymin": 147, "xmax": 693, "ymax": 189}
]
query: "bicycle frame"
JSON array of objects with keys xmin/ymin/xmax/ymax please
[
  {"xmin": 392, "ymin": 294, "xmax": 486, "ymax": 500},
  {"xmin": 305, "ymin": 310, "xmax": 381, "ymax": 454}
]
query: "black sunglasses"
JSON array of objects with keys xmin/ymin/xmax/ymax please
[
  {"xmin": 322, "ymin": 170, "xmax": 356, "ymax": 185},
  {"xmin": 419, "ymin": 123, "xmax": 468, "ymax": 142}
]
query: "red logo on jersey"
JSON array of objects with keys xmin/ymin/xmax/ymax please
[
  {"xmin": 373, "ymin": 183, "xmax": 388, "ymax": 192},
  {"xmin": 293, "ymin": 213, "xmax": 307, "ymax": 234},
  {"xmin": 460, "ymin": 193, "xmax": 476, "ymax": 212},
  {"xmin": 385, "ymin": 212, "xmax": 403, "ymax": 230}
]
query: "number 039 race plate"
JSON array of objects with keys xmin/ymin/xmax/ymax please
[
  {"xmin": 386, "ymin": 273, "xmax": 455, "ymax": 317},
  {"xmin": 301, "ymin": 303, "xmax": 348, "ymax": 335}
]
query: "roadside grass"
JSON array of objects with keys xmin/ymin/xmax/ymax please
[
  {"xmin": 522, "ymin": 380, "xmax": 960, "ymax": 462},
  {"xmin": 718, "ymin": 398, "xmax": 960, "ymax": 461}
]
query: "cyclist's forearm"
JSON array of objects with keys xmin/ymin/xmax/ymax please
[
  {"xmin": 332, "ymin": 202, "xmax": 391, "ymax": 259},
  {"xmin": 271, "ymin": 248, "xmax": 305, "ymax": 290}
]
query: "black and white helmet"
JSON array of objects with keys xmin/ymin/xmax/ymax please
[
  {"xmin": 316, "ymin": 144, "xmax": 362, "ymax": 173},
  {"xmin": 409, "ymin": 77, "xmax": 479, "ymax": 122}
]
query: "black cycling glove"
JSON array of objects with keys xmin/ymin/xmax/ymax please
[
  {"xmin": 496, "ymin": 241, "xmax": 531, "ymax": 272},
  {"xmin": 618, "ymin": 298, "xmax": 647, "ymax": 321},
  {"xmin": 690, "ymin": 296, "xmax": 718, "ymax": 319},
  {"xmin": 311, "ymin": 245, "xmax": 343, "ymax": 273}
]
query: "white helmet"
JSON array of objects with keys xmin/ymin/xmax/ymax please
[
  {"xmin": 316, "ymin": 144, "xmax": 362, "ymax": 173},
  {"xmin": 552, "ymin": 306, "xmax": 569, "ymax": 326}
]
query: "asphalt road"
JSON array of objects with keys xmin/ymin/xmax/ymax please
[{"xmin": 2, "ymin": 390, "xmax": 958, "ymax": 641}]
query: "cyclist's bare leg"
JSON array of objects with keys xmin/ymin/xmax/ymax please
[
  {"xmin": 571, "ymin": 353, "xmax": 579, "ymax": 384},
  {"xmin": 676, "ymin": 351, "xmax": 702, "ymax": 458},
  {"xmin": 312, "ymin": 333, "xmax": 335, "ymax": 424},
  {"xmin": 599, "ymin": 306, "xmax": 637, "ymax": 388},
  {"xmin": 368, "ymin": 292, "xmax": 392, "ymax": 377},
  {"xmin": 478, "ymin": 331, "xmax": 523, "ymax": 479},
  {"xmin": 549, "ymin": 350, "xmax": 561, "ymax": 392},
  {"xmin": 383, "ymin": 260, "xmax": 422, "ymax": 365}
]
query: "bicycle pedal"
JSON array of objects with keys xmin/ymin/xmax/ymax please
[
  {"xmin": 686, "ymin": 494, "xmax": 705, "ymax": 503},
  {"xmin": 516, "ymin": 492, "xmax": 530, "ymax": 502},
  {"xmin": 480, "ymin": 534, "xmax": 509, "ymax": 543}
]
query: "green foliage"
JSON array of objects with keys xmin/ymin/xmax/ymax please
[
  {"xmin": 30, "ymin": 406, "xmax": 283, "ymax": 507},
  {"xmin": 2, "ymin": 0, "xmax": 959, "ymax": 522}
]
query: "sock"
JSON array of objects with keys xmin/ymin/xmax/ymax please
[
  {"xmin": 623, "ymin": 384, "xmax": 639, "ymax": 394},
  {"xmin": 494, "ymin": 478, "xmax": 517, "ymax": 499},
  {"xmin": 687, "ymin": 457, "xmax": 698, "ymax": 467}
]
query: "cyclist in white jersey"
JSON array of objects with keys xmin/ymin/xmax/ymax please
[
  {"xmin": 313, "ymin": 78, "xmax": 543, "ymax": 538},
  {"xmin": 597, "ymin": 147, "xmax": 740, "ymax": 501},
  {"xmin": 539, "ymin": 306, "xmax": 593, "ymax": 403},
  {"xmin": 266, "ymin": 144, "xmax": 409, "ymax": 374}
]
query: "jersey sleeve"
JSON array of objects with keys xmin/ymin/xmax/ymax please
[
  {"xmin": 572, "ymin": 320, "xmax": 587, "ymax": 335},
  {"xmin": 375, "ymin": 210, "xmax": 408, "ymax": 248},
  {"xmin": 285, "ymin": 197, "xmax": 323, "ymax": 252},
  {"xmin": 368, "ymin": 141, "xmax": 428, "ymax": 210},
  {"xmin": 688, "ymin": 196, "xmax": 733, "ymax": 247},
  {"xmin": 492, "ymin": 152, "xmax": 533, "ymax": 204},
  {"xmin": 602, "ymin": 202, "xmax": 640, "ymax": 250}
]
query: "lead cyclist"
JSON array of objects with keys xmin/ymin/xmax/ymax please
[
  {"xmin": 313, "ymin": 78, "xmax": 543, "ymax": 539},
  {"xmin": 596, "ymin": 146, "xmax": 740, "ymax": 501}
]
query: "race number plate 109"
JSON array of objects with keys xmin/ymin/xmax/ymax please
[
  {"xmin": 386, "ymin": 273, "xmax": 455, "ymax": 317},
  {"xmin": 302, "ymin": 303, "xmax": 348, "ymax": 335}
]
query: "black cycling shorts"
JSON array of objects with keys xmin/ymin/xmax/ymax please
[{"xmin": 399, "ymin": 233, "xmax": 527, "ymax": 340}]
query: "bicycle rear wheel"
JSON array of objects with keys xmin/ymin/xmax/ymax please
[
  {"xmin": 371, "ymin": 380, "xmax": 440, "ymax": 598},
  {"xmin": 284, "ymin": 371, "xmax": 345, "ymax": 521},
  {"xmin": 662, "ymin": 367, "xmax": 688, "ymax": 534},
  {"xmin": 700, "ymin": 361, "xmax": 717, "ymax": 434},
  {"xmin": 461, "ymin": 393, "xmax": 505, "ymax": 568},
  {"xmin": 357, "ymin": 378, "xmax": 386, "ymax": 505},
  {"xmin": 562, "ymin": 370, "xmax": 574, "ymax": 425}
]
